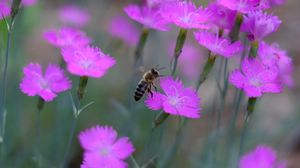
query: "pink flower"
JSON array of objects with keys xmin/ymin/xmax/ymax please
[
  {"xmin": 194, "ymin": 31, "xmax": 243, "ymax": 58},
  {"xmin": 61, "ymin": 46, "xmax": 116, "ymax": 78},
  {"xmin": 0, "ymin": 1, "xmax": 10, "ymax": 19},
  {"xmin": 78, "ymin": 125, "xmax": 135, "ymax": 168},
  {"xmin": 258, "ymin": 42, "xmax": 294, "ymax": 87},
  {"xmin": 267, "ymin": 0, "xmax": 286, "ymax": 7},
  {"xmin": 22, "ymin": 0, "xmax": 38, "ymax": 7},
  {"xmin": 239, "ymin": 145, "xmax": 287, "ymax": 168},
  {"xmin": 124, "ymin": 4, "xmax": 169, "ymax": 31},
  {"xmin": 241, "ymin": 11, "xmax": 281, "ymax": 41},
  {"xmin": 145, "ymin": 76, "xmax": 201, "ymax": 119},
  {"xmin": 58, "ymin": 5, "xmax": 90, "ymax": 27},
  {"xmin": 167, "ymin": 42, "xmax": 203, "ymax": 80},
  {"xmin": 43, "ymin": 27, "xmax": 91, "ymax": 48},
  {"xmin": 160, "ymin": 1, "xmax": 212, "ymax": 29},
  {"xmin": 20, "ymin": 63, "xmax": 72, "ymax": 101},
  {"xmin": 208, "ymin": 3, "xmax": 237, "ymax": 30},
  {"xmin": 108, "ymin": 15, "xmax": 139, "ymax": 47},
  {"xmin": 218, "ymin": 0, "xmax": 269, "ymax": 13},
  {"xmin": 229, "ymin": 58, "xmax": 282, "ymax": 98}
]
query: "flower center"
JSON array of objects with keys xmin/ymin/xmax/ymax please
[
  {"xmin": 99, "ymin": 146, "xmax": 111, "ymax": 157},
  {"xmin": 39, "ymin": 79, "xmax": 49, "ymax": 89},
  {"xmin": 168, "ymin": 96, "xmax": 182, "ymax": 107},
  {"xmin": 250, "ymin": 77, "xmax": 261, "ymax": 87},
  {"xmin": 80, "ymin": 60, "xmax": 92, "ymax": 69}
]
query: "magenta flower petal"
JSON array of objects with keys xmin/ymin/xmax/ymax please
[
  {"xmin": 208, "ymin": 3, "xmax": 237, "ymax": 30},
  {"xmin": 45, "ymin": 64, "xmax": 72, "ymax": 92},
  {"xmin": 241, "ymin": 59, "xmax": 265, "ymax": 77},
  {"xmin": 79, "ymin": 126, "xmax": 117, "ymax": 151},
  {"xmin": 58, "ymin": 5, "xmax": 90, "ymax": 27},
  {"xmin": 83, "ymin": 152, "xmax": 128, "ymax": 168},
  {"xmin": 145, "ymin": 76, "xmax": 201, "ymax": 119},
  {"xmin": 218, "ymin": 0, "xmax": 269, "ymax": 13},
  {"xmin": 112, "ymin": 137, "xmax": 135, "ymax": 159},
  {"xmin": 194, "ymin": 31, "xmax": 243, "ymax": 58},
  {"xmin": 20, "ymin": 63, "xmax": 72, "ymax": 101},
  {"xmin": 145, "ymin": 92, "xmax": 165, "ymax": 110},
  {"xmin": 43, "ymin": 27, "xmax": 91, "ymax": 48},
  {"xmin": 78, "ymin": 125, "xmax": 135, "ymax": 168},
  {"xmin": 243, "ymin": 84, "xmax": 263, "ymax": 97},
  {"xmin": 258, "ymin": 42, "xmax": 294, "ymax": 87},
  {"xmin": 20, "ymin": 63, "xmax": 44, "ymax": 96},
  {"xmin": 124, "ymin": 4, "xmax": 169, "ymax": 31},
  {"xmin": 241, "ymin": 11, "xmax": 281, "ymax": 41},
  {"xmin": 61, "ymin": 46, "xmax": 116, "ymax": 78},
  {"xmin": 39, "ymin": 89, "xmax": 57, "ymax": 101},
  {"xmin": 240, "ymin": 145, "xmax": 287, "ymax": 168},
  {"xmin": 229, "ymin": 70, "xmax": 246, "ymax": 89}
]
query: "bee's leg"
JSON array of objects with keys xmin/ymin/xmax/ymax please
[
  {"xmin": 147, "ymin": 87, "xmax": 153, "ymax": 98},
  {"xmin": 153, "ymin": 84, "xmax": 158, "ymax": 92}
]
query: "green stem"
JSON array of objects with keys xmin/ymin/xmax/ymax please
[
  {"xmin": 196, "ymin": 53, "xmax": 217, "ymax": 90},
  {"xmin": 0, "ymin": 27, "xmax": 11, "ymax": 156},
  {"xmin": 171, "ymin": 28, "xmax": 188, "ymax": 75},
  {"xmin": 239, "ymin": 97, "xmax": 257, "ymax": 156},
  {"xmin": 34, "ymin": 97, "xmax": 45, "ymax": 167},
  {"xmin": 249, "ymin": 41, "xmax": 259, "ymax": 58},
  {"xmin": 134, "ymin": 28, "xmax": 149, "ymax": 67},
  {"xmin": 152, "ymin": 111, "xmax": 169, "ymax": 129},
  {"xmin": 246, "ymin": 97, "xmax": 257, "ymax": 118},
  {"xmin": 152, "ymin": 28, "xmax": 188, "ymax": 128},
  {"xmin": 77, "ymin": 76, "xmax": 89, "ymax": 100},
  {"xmin": 229, "ymin": 13, "xmax": 243, "ymax": 42},
  {"xmin": 63, "ymin": 114, "xmax": 78, "ymax": 167},
  {"xmin": 64, "ymin": 77, "xmax": 89, "ymax": 166},
  {"xmin": 158, "ymin": 117, "xmax": 186, "ymax": 168}
]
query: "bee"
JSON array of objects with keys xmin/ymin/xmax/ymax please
[{"xmin": 134, "ymin": 68, "xmax": 162, "ymax": 101}]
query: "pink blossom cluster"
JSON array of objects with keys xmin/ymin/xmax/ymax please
[
  {"xmin": 79, "ymin": 125, "xmax": 135, "ymax": 168},
  {"xmin": 21, "ymin": 4, "xmax": 116, "ymax": 102}
]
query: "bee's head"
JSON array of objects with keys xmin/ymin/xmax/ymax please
[{"xmin": 151, "ymin": 68, "xmax": 160, "ymax": 78}]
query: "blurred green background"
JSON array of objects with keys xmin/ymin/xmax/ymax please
[{"xmin": 1, "ymin": 0, "xmax": 300, "ymax": 167}]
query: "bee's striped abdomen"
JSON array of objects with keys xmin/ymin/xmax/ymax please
[{"xmin": 134, "ymin": 80, "xmax": 148, "ymax": 101}]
